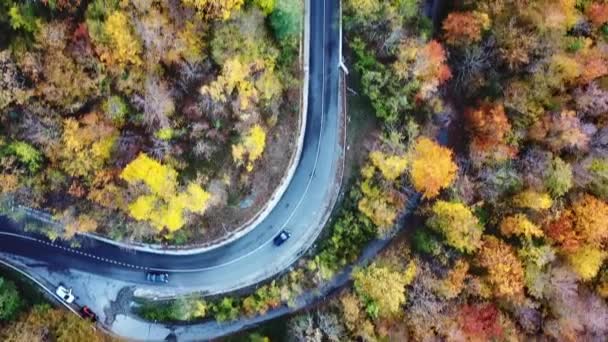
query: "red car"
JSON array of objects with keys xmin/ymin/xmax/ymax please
[{"xmin": 80, "ymin": 306, "xmax": 97, "ymax": 322}]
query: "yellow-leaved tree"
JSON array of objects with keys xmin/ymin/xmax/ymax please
[
  {"xmin": 232, "ymin": 124, "xmax": 267, "ymax": 172},
  {"xmin": 121, "ymin": 154, "xmax": 211, "ymax": 232},
  {"xmin": 500, "ymin": 214, "xmax": 543, "ymax": 240},
  {"xmin": 352, "ymin": 261, "xmax": 416, "ymax": 319},
  {"xmin": 201, "ymin": 58, "xmax": 256, "ymax": 110},
  {"xmin": 60, "ymin": 113, "xmax": 117, "ymax": 179},
  {"xmin": 427, "ymin": 201, "xmax": 483, "ymax": 253},
  {"xmin": 512, "ymin": 190, "xmax": 553, "ymax": 210},
  {"xmin": 103, "ymin": 11, "xmax": 142, "ymax": 67},
  {"xmin": 182, "ymin": 0, "xmax": 244, "ymax": 21},
  {"xmin": 357, "ymin": 150, "xmax": 408, "ymax": 234},
  {"xmin": 409, "ymin": 137, "xmax": 457, "ymax": 199},
  {"xmin": 369, "ymin": 151, "xmax": 408, "ymax": 182},
  {"xmin": 357, "ymin": 179, "xmax": 403, "ymax": 231}
]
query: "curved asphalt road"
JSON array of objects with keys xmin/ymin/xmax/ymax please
[{"xmin": 0, "ymin": 0, "xmax": 341, "ymax": 296}]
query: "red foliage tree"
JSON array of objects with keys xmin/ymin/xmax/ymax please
[{"xmin": 458, "ymin": 303, "xmax": 503, "ymax": 340}]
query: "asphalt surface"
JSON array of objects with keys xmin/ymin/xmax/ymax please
[{"xmin": 0, "ymin": 0, "xmax": 341, "ymax": 296}]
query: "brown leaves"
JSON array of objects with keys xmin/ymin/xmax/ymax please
[
  {"xmin": 442, "ymin": 11, "xmax": 490, "ymax": 45},
  {"xmin": 466, "ymin": 102, "xmax": 516, "ymax": 164},
  {"xmin": 529, "ymin": 110, "xmax": 592, "ymax": 152}
]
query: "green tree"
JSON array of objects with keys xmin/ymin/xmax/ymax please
[
  {"xmin": 270, "ymin": 0, "xmax": 301, "ymax": 48},
  {"xmin": 0, "ymin": 277, "xmax": 22, "ymax": 321},
  {"xmin": 4, "ymin": 141, "xmax": 43, "ymax": 173},
  {"xmin": 102, "ymin": 96, "xmax": 129, "ymax": 126},
  {"xmin": 545, "ymin": 157, "xmax": 573, "ymax": 197},
  {"xmin": 212, "ymin": 297, "xmax": 240, "ymax": 322},
  {"xmin": 8, "ymin": 3, "xmax": 39, "ymax": 34}
]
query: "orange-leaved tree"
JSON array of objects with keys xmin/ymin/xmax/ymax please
[
  {"xmin": 466, "ymin": 102, "xmax": 516, "ymax": 164},
  {"xmin": 394, "ymin": 40, "xmax": 452, "ymax": 100},
  {"xmin": 477, "ymin": 236, "xmax": 525, "ymax": 298},
  {"xmin": 442, "ymin": 11, "xmax": 490, "ymax": 45},
  {"xmin": 587, "ymin": 2, "xmax": 608, "ymax": 27},
  {"xmin": 545, "ymin": 194, "xmax": 608, "ymax": 280}
]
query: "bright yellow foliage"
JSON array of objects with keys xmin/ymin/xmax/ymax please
[
  {"xmin": 182, "ymin": 0, "xmax": 244, "ymax": 20},
  {"xmin": 128, "ymin": 195, "xmax": 157, "ymax": 221},
  {"xmin": 369, "ymin": 151, "xmax": 408, "ymax": 181},
  {"xmin": 121, "ymin": 154, "xmax": 211, "ymax": 232},
  {"xmin": 232, "ymin": 125, "xmax": 267, "ymax": 171},
  {"xmin": 103, "ymin": 11, "xmax": 142, "ymax": 67},
  {"xmin": 352, "ymin": 261, "xmax": 416, "ymax": 318},
  {"xmin": 409, "ymin": 137, "xmax": 457, "ymax": 199},
  {"xmin": 512, "ymin": 190, "xmax": 553, "ymax": 210},
  {"xmin": 500, "ymin": 214, "xmax": 543, "ymax": 240},
  {"xmin": 201, "ymin": 58, "xmax": 257, "ymax": 110},
  {"xmin": 567, "ymin": 246, "xmax": 606, "ymax": 281},
  {"xmin": 121, "ymin": 154, "xmax": 178, "ymax": 196},
  {"xmin": 253, "ymin": 0, "xmax": 276, "ymax": 14},
  {"xmin": 427, "ymin": 201, "xmax": 483, "ymax": 253},
  {"xmin": 478, "ymin": 236, "xmax": 525, "ymax": 297}
]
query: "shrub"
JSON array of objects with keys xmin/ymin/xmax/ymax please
[
  {"xmin": 0, "ymin": 277, "xmax": 22, "ymax": 321},
  {"xmin": 102, "ymin": 95, "xmax": 129, "ymax": 126}
]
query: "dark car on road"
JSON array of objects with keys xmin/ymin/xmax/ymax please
[
  {"xmin": 80, "ymin": 306, "xmax": 97, "ymax": 322},
  {"xmin": 146, "ymin": 271, "xmax": 169, "ymax": 283},
  {"xmin": 273, "ymin": 230, "xmax": 291, "ymax": 246}
]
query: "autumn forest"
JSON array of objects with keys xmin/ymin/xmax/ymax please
[
  {"xmin": 1, "ymin": 0, "xmax": 608, "ymax": 341},
  {"xmin": 0, "ymin": 0, "xmax": 302, "ymax": 245}
]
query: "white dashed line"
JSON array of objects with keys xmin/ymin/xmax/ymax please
[{"xmin": 0, "ymin": 232, "xmax": 148, "ymax": 270}]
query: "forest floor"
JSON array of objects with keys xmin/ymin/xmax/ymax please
[{"xmin": 196, "ymin": 103, "xmax": 300, "ymax": 244}]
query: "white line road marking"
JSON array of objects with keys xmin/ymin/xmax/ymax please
[
  {"xmin": 0, "ymin": 0, "xmax": 335, "ymax": 275},
  {"xmin": 0, "ymin": 232, "xmax": 144, "ymax": 270}
]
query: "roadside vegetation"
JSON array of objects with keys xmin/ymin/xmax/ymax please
[
  {"xmin": 279, "ymin": 0, "xmax": 608, "ymax": 341},
  {"xmin": 139, "ymin": 1, "xmax": 608, "ymax": 341},
  {"xmin": 0, "ymin": 0, "xmax": 302, "ymax": 245},
  {"xmin": 0, "ymin": 270, "xmax": 107, "ymax": 341}
]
